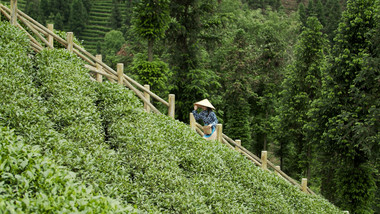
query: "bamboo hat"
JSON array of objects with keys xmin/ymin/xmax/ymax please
[{"xmin": 194, "ymin": 99, "xmax": 215, "ymax": 110}]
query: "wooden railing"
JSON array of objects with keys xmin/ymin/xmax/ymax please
[
  {"xmin": 0, "ymin": 2, "xmax": 175, "ymax": 118},
  {"xmin": 1, "ymin": 0, "xmax": 319, "ymax": 198},
  {"xmin": 190, "ymin": 113, "xmax": 316, "ymax": 195}
]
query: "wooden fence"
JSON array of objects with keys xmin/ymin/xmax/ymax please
[{"xmin": 1, "ymin": 0, "xmax": 334, "ymax": 200}]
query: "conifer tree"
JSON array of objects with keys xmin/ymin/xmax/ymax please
[
  {"xmin": 298, "ymin": 3, "xmax": 307, "ymax": 26},
  {"xmin": 315, "ymin": 0, "xmax": 325, "ymax": 26},
  {"xmin": 68, "ymin": 0, "xmax": 88, "ymax": 36},
  {"xmin": 50, "ymin": 0, "xmax": 71, "ymax": 25},
  {"xmin": 110, "ymin": 0, "xmax": 122, "ymax": 29},
  {"xmin": 275, "ymin": 17, "xmax": 328, "ymax": 179},
  {"xmin": 132, "ymin": 0, "xmax": 170, "ymax": 62},
  {"xmin": 54, "ymin": 12, "xmax": 64, "ymax": 30},
  {"xmin": 324, "ymin": 0, "xmax": 342, "ymax": 41},
  {"xmin": 39, "ymin": 0, "xmax": 49, "ymax": 24},
  {"xmin": 221, "ymin": 30, "xmax": 255, "ymax": 147},
  {"xmin": 24, "ymin": 0, "xmax": 40, "ymax": 22},
  {"xmin": 166, "ymin": 0, "xmax": 220, "ymax": 122},
  {"xmin": 311, "ymin": 0, "xmax": 379, "ymax": 212}
]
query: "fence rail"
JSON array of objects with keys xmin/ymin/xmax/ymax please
[{"xmin": 1, "ymin": 1, "xmax": 318, "ymax": 197}]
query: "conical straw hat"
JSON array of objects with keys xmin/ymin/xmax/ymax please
[{"xmin": 194, "ymin": 99, "xmax": 215, "ymax": 110}]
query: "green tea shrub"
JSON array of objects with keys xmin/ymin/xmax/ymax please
[
  {"xmin": 35, "ymin": 49, "xmax": 103, "ymax": 145},
  {"xmin": 0, "ymin": 21, "xmax": 56, "ymax": 148},
  {"xmin": 0, "ymin": 126, "xmax": 133, "ymax": 213},
  {"xmin": 0, "ymin": 21, "xmax": 138, "ymax": 213}
]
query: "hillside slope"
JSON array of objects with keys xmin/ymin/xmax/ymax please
[
  {"xmin": 0, "ymin": 21, "xmax": 341, "ymax": 213},
  {"xmin": 81, "ymin": 0, "xmax": 127, "ymax": 54}
]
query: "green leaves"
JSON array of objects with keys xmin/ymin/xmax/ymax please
[
  {"xmin": 0, "ymin": 126, "xmax": 132, "ymax": 213},
  {"xmin": 132, "ymin": 0, "xmax": 170, "ymax": 40}
]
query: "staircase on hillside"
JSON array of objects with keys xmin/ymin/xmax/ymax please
[{"xmin": 81, "ymin": 0, "xmax": 127, "ymax": 54}]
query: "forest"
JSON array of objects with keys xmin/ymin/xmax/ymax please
[{"xmin": 1, "ymin": 0, "xmax": 379, "ymax": 213}]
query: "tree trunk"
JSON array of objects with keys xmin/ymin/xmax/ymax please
[
  {"xmin": 306, "ymin": 144, "xmax": 311, "ymax": 180},
  {"xmin": 148, "ymin": 38, "xmax": 153, "ymax": 62}
]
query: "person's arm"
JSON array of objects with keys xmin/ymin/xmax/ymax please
[
  {"xmin": 208, "ymin": 112, "xmax": 218, "ymax": 127},
  {"xmin": 192, "ymin": 105, "xmax": 202, "ymax": 120},
  {"xmin": 192, "ymin": 105, "xmax": 207, "ymax": 121}
]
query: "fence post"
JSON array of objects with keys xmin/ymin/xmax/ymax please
[
  {"xmin": 144, "ymin": 85, "xmax": 151, "ymax": 113},
  {"xmin": 95, "ymin": 54, "xmax": 103, "ymax": 83},
  {"xmin": 117, "ymin": 63, "xmax": 124, "ymax": 85},
  {"xmin": 301, "ymin": 178, "xmax": 308, "ymax": 193},
  {"xmin": 235, "ymin": 139, "xmax": 241, "ymax": 153},
  {"xmin": 67, "ymin": 32, "xmax": 73, "ymax": 52},
  {"xmin": 168, "ymin": 94, "xmax": 175, "ymax": 119},
  {"xmin": 47, "ymin": 24, "xmax": 54, "ymax": 48},
  {"xmin": 216, "ymin": 124, "xmax": 223, "ymax": 143},
  {"xmin": 261, "ymin": 151, "xmax": 267, "ymax": 170},
  {"xmin": 10, "ymin": 0, "xmax": 17, "ymax": 25},
  {"xmin": 190, "ymin": 113, "xmax": 196, "ymax": 131}
]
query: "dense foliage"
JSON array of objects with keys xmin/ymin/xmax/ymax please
[
  {"xmin": 0, "ymin": 126, "xmax": 128, "ymax": 213},
  {"xmin": 275, "ymin": 17, "xmax": 329, "ymax": 180},
  {"xmin": 309, "ymin": 0, "xmax": 379, "ymax": 212},
  {"xmin": 0, "ymin": 21, "xmax": 342, "ymax": 213},
  {"xmin": 0, "ymin": 21, "xmax": 135, "ymax": 213}
]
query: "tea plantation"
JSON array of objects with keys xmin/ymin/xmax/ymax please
[{"xmin": 0, "ymin": 21, "xmax": 342, "ymax": 213}]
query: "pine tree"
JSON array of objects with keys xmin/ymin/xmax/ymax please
[
  {"xmin": 54, "ymin": 12, "xmax": 64, "ymax": 30},
  {"xmin": 39, "ymin": 0, "xmax": 50, "ymax": 24},
  {"xmin": 132, "ymin": 0, "xmax": 170, "ymax": 62},
  {"xmin": 24, "ymin": 0, "xmax": 40, "ymax": 22},
  {"xmin": 110, "ymin": 0, "xmax": 122, "ymax": 29},
  {"xmin": 298, "ymin": 3, "xmax": 307, "ymax": 26},
  {"xmin": 275, "ymin": 17, "xmax": 328, "ymax": 179},
  {"xmin": 315, "ymin": 0, "xmax": 325, "ymax": 26},
  {"xmin": 166, "ymin": 0, "xmax": 220, "ymax": 122},
  {"xmin": 312, "ymin": 0, "xmax": 379, "ymax": 212},
  {"xmin": 324, "ymin": 0, "xmax": 342, "ymax": 42},
  {"xmin": 221, "ymin": 30, "xmax": 255, "ymax": 147},
  {"xmin": 68, "ymin": 0, "xmax": 88, "ymax": 36}
]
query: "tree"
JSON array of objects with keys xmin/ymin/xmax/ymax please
[
  {"xmin": 102, "ymin": 30, "xmax": 126, "ymax": 67},
  {"xmin": 39, "ymin": 0, "xmax": 49, "ymax": 24},
  {"xmin": 311, "ymin": 0, "xmax": 379, "ymax": 212},
  {"xmin": 298, "ymin": 3, "xmax": 307, "ymax": 26},
  {"xmin": 50, "ymin": 0, "xmax": 71, "ymax": 25},
  {"xmin": 110, "ymin": 0, "xmax": 122, "ymax": 29},
  {"xmin": 68, "ymin": 0, "xmax": 88, "ymax": 36},
  {"xmin": 132, "ymin": 0, "xmax": 170, "ymax": 62},
  {"xmin": 166, "ymin": 0, "xmax": 221, "ymax": 122},
  {"xmin": 24, "ymin": 0, "xmax": 40, "ymax": 22},
  {"xmin": 54, "ymin": 12, "xmax": 64, "ymax": 30},
  {"xmin": 131, "ymin": 53, "xmax": 171, "ymax": 99},
  {"xmin": 219, "ymin": 29, "xmax": 256, "ymax": 147},
  {"xmin": 275, "ymin": 17, "xmax": 328, "ymax": 180},
  {"xmin": 324, "ymin": 0, "xmax": 342, "ymax": 41}
]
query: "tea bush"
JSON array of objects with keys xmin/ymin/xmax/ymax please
[
  {"xmin": 0, "ymin": 126, "xmax": 134, "ymax": 213},
  {"xmin": 0, "ymin": 21, "xmax": 137, "ymax": 213}
]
